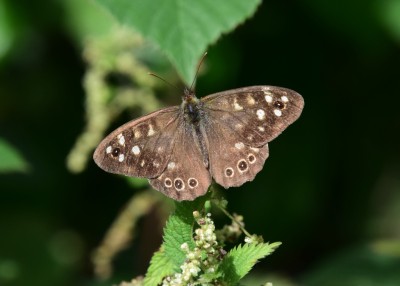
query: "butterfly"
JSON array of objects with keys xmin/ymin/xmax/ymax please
[{"xmin": 93, "ymin": 84, "xmax": 304, "ymax": 201}]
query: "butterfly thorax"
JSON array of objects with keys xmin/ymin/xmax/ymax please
[{"xmin": 182, "ymin": 88, "xmax": 203, "ymax": 124}]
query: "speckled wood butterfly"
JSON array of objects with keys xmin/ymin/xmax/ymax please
[{"xmin": 94, "ymin": 75, "xmax": 304, "ymax": 201}]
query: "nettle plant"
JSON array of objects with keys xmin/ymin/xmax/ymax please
[
  {"xmin": 142, "ymin": 194, "xmax": 281, "ymax": 286},
  {"xmin": 68, "ymin": 0, "xmax": 303, "ymax": 285}
]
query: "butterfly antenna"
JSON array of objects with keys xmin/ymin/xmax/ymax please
[
  {"xmin": 148, "ymin": 72, "xmax": 180, "ymax": 91},
  {"xmin": 189, "ymin": 52, "xmax": 208, "ymax": 92}
]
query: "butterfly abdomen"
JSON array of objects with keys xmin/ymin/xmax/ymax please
[{"xmin": 181, "ymin": 99, "xmax": 210, "ymax": 168}]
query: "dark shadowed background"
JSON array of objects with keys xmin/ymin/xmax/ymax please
[{"xmin": 1, "ymin": 0, "xmax": 400, "ymax": 285}]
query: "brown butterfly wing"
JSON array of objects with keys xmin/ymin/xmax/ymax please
[
  {"xmin": 206, "ymin": 120, "xmax": 270, "ymax": 188},
  {"xmin": 202, "ymin": 86, "xmax": 304, "ymax": 145},
  {"xmin": 201, "ymin": 86, "xmax": 303, "ymax": 188},
  {"xmin": 93, "ymin": 106, "xmax": 181, "ymax": 178},
  {"xmin": 149, "ymin": 118, "xmax": 212, "ymax": 201},
  {"xmin": 94, "ymin": 105, "xmax": 211, "ymax": 201}
]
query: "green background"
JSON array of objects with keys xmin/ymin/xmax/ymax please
[{"xmin": 1, "ymin": 0, "xmax": 400, "ymax": 285}]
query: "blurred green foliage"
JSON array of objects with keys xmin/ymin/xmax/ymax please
[
  {"xmin": 1, "ymin": 0, "xmax": 400, "ymax": 285},
  {"xmin": 0, "ymin": 138, "xmax": 29, "ymax": 173}
]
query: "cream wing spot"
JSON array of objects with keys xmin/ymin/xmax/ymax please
[
  {"xmin": 256, "ymin": 109, "xmax": 266, "ymax": 120},
  {"xmin": 134, "ymin": 129, "xmax": 141, "ymax": 139},
  {"xmin": 117, "ymin": 134, "xmax": 125, "ymax": 146},
  {"xmin": 247, "ymin": 95, "xmax": 256, "ymax": 105},
  {"xmin": 131, "ymin": 145, "xmax": 140, "ymax": 155},
  {"xmin": 264, "ymin": 91, "xmax": 273, "ymax": 103},
  {"xmin": 106, "ymin": 146, "xmax": 112, "ymax": 154},
  {"xmin": 274, "ymin": 109, "xmax": 282, "ymax": 117},
  {"xmin": 140, "ymin": 160, "xmax": 145, "ymax": 167},
  {"xmin": 233, "ymin": 98, "xmax": 243, "ymax": 110},
  {"xmin": 281, "ymin": 95, "xmax": 289, "ymax": 103},
  {"xmin": 235, "ymin": 142, "xmax": 245, "ymax": 150},
  {"xmin": 168, "ymin": 162, "xmax": 176, "ymax": 170},
  {"xmin": 118, "ymin": 154, "xmax": 125, "ymax": 162},
  {"xmin": 258, "ymin": 126, "xmax": 265, "ymax": 132},
  {"xmin": 147, "ymin": 124, "xmax": 156, "ymax": 136}
]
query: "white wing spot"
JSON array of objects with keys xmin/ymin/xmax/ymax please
[
  {"xmin": 258, "ymin": 126, "xmax": 265, "ymax": 132},
  {"xmin": 118, "ymin": 154, "xmax": 125, "ymax": 162},
  {"xmin": 140, "ymin": 160, "xmax": 145, "ymax": 167},
  {"xmin": 131, "ymin": 145, "xmax": 140, "ymax": 155},
  {"xmin": 233, "ymin": 98, "xmax": 243, "ymax": 111},
  {"xmin": 256, "ymin": 109, "xmax": 266, "ymax": 120},
  {"xmin": 274, "ymin": 109, "xmax": 282, "ymax": 117},
  {"xmin": 235, "ymin": 142, "xmax": 245, "ymax": 150},
  {"xmin": 168, "ymin": 162, "xmax": 176, "ymax": 170},
  {"xmin": 147, "ymin": 124, "xmax": 156, "ymax": 136},
  {"xmin": 117, "ymin": 134, "xmax": 125, "ymax": 146},
  {"xmin": 264, "ymin": 94, "xmax": 272, "ymax": 103},
  {"xmin": 281, "ymin": 95, "xmax": 289, "ymax": 102},
  {"xmin": 250, "ymin": 147, "xmax": 260, "ymax": 153},
  {"xmin": 106, "ymin": 146, "xmax": 112, "ymax": 154}
]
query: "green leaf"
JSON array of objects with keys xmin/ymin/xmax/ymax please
[
  {"xmin": 143, "ymin": 249, "xmax": 175, "ymax": 286},
  {"xmin": 95, "ymin": 0, "xmax": 262, "ymax": 84},
  {"xmin": 163, "ymin": 197, "xmax": 207, "ymax": 267},
  {"xmin": 218, "ymin": 242, "xmax": 281, "ymax": 285},
  {"xmin": 0, "ymin": 138, "xmax": 30, "ymax": 173},
  {"xmin": 143, "ymin": 194, "xmax": 210, "ymax": 283}
]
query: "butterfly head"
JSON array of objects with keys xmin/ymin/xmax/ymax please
[{"xmin": 183, "ymin": 86, "xmax": 198, "ymax": 102}]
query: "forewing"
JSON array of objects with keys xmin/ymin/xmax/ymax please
[
  {"xmin": 149, "ymin": 119, "xmax": 212, "ymax": 201},
  {"xmin": 201, "ymin": 86, "xmax": 303, "ymax": 188},
  {"xmin": 201, "ymin": 86, "xmax": 304, "ymax": 146},
  {"xmin": 93, "ymin": 106, "xmax": 180, "ymax": 178}
]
